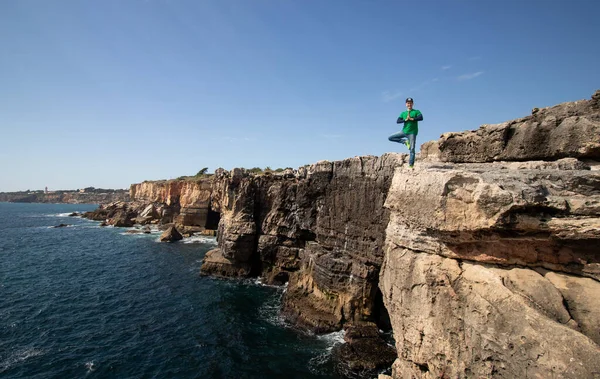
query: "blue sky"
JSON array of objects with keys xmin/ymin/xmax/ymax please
[{"xmin": 1, "ymin": 0, "xmax": 599, "ymax": 192}]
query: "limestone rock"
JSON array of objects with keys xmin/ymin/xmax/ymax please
[
  {"xmin": 379, "ymin": 251, "xmax": 600, "ymax": 379},
  {"xmin": 331, "ymin": 324, "xmax": 396, "ymax": 379},
  {"xmin": 159, "ymin": 226, "xmax": 183, "ymax": 242},
  {"xmin": 139, "ymin": 204, "xmax": 158, "ymax": 219},
  {"xmin": 135, "ymin": 204, "xmax": 158, "ymax": 224},
  {"xmin": 279, "ymin": 154, "xmax": 403, "ymax": 330},
  {"xmin": 381, "ymin": 151, "xmax": 600, "ymax": 377},
  {"xmin": 423, "ymin": 90, "xmax": 600, "ymax": 163},
  {"xmin": 384, "ymin": 162, "xmax": 600, "ymax": 280},
  {"xmin": 200, "ymin": 248, "xmax": 252, "ymax": 277},
  {"xmin": 542, "ymin": 270, "xmax": 600, "ymax": 345},
  {"xmin": 502, "ymin": 268, "xmax": 572, "ymax": 325},
  {"xmin": 110, "ymin": 209, "xmax": 137, "ymax": 227}
]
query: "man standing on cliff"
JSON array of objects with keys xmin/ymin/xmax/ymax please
[{"xmin": 388, "ymin": 97, "xmax": 423, "ymax": 168}]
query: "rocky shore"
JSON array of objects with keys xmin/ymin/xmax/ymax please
[{"xmin": 84, "ymin": 90, "xmax": 600, "ymax": 378}]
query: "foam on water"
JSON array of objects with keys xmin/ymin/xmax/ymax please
[
  {"xmin": 258, "ymin": 286, "xmax": 287, "ymax": 327},
  {"xmin": 56, "ymin": 212, "xmax": 75, "ymax": 217},
  {"xmin": 46, "ymin": 212, "xmax": 87, "ymax": 218},
  {"xmin": 182, "ymin": 235, "xmax": 217, "ymax": 245},
  {"xmin": 253, "ymin": 277, "xmax": 288, "ymax": 289},
  {"xmin": 318, "ymin": 329, "xmax": 346, "ymax": 349},
  {"xmin": 0, "ymin": 348, "xmax": 45, "ymax": 374},
  {"xmin": 85, "ymin": 361, "xmax": 96, "ymax": 373},
  {"xmin": 308, "ymin": 330, "xmax": 345, "ymax": 374}
]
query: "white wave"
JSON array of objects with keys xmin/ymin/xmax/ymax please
[
  {"xmin": 118, "ymin": 225, "xmax": 161, "ymax": 237},
  {"xmin": 119, "ymin": 230, "xmax": 154, "ymax": 237},
  {"xmin": 308, "ymin": 330, "xmax": 346, "ymax": 375},
  {"xmin": 253, "ymin": 277, "xmax": 287, "ymax": 289},
  {"xmin": 0, "ymin": 348, "xmax": 45, "ymax": 373},
  {"xmin": 308, "ymin": 351, "xmax": 331, "ymax": 374},
  {"xmin": 258, "ymin": 291, "xmax": 286, "ymax": 327},
  {"xmin": 51, "ymin": 212, "xmax": 85, "ymax": 217},
  {"xmin": 85, "ymin": 361, "xmax": 96, "ymax": 373},
  {"xmin": 182, "ymin": 235, "xmax": 217, "ymax": 245},
  {"xmin": 317, "ymin": 329, "xmax": 346, "ymax": 349}
]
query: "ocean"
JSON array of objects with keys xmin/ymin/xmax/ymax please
[{"xmin": 0, "ymin": 203, "xmax": 341, "ymax": 378}]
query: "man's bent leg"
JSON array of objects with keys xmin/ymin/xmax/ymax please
[{"xmin": 388, "ymin": 131, "xmax": 407, "ymax": 143}]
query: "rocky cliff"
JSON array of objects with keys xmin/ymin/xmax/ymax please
[
  {"xmin": 380, "ymin": 91, "xmax": 600, "ymax": 378},
  {"xmin": 127, "ymin": 156, "xmax": 404, "ymax": 333},
  {"xmin": 88, "ymin": 90, "xmax": 600, "ymax": 378}
]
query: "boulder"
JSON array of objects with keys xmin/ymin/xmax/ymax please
[
  {"xmin": 331, "ymin": 324, "xmax": 396, "ymax": 379},
  {"xmin": 159, "ymin": 226, "xmax": 183, "ymax": 242},
  {"xmin": 110, "ymin": 209, "xmax": 136, "ymax": 227},
  {"xmin": 200, "ymin": 248, "xmax": 252, "ymax": 277}
]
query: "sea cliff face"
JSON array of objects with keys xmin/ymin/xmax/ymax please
[
  {"xmin": 90, "ymin": 90, "xmax": 600, "ymax": 378},
  {"xmin": 129, "ymin": 155, "xmax": 404, "ymax": 332}
]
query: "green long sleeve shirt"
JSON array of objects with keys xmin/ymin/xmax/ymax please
[{"xmin": 398, "ymin": 109, "xmax": 422, "ymax": 135}]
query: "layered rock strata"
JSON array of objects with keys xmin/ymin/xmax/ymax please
[{"xmin": 204, "ymin": 155, "xmax": 404, "ymax": 333}]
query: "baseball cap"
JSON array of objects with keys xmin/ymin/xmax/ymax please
[{"xmin": 405, "ymin": 97, "xmax": 414, "ymax": 102}]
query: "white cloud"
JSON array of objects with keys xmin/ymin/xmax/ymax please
[
  {"xmin": 457, "ymin": 71, "xmax": 484, "ymax": 81},
  {"xmin": 441, "ymin": 65, "xmax": 452, "ymax": 70},
  {"xmin": 321, "ymin": 134, "xmax": 342, "ymax": 139},
  {"xmin": 409, "ymin": 78, "xmax": 438, "ymax": 92},
  {"xmin": 213, "ymin": 136, "xmax": 257, "ymax": 142},
  {"xmin": 382, "ymin": 91, "xmax": 403, "ymax": 102}
]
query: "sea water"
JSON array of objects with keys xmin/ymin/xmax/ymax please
[{"xmin": 0, "ymin": 203, "xmax": 340, "ymax": 378}]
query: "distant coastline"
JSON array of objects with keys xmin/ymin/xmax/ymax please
[{"xmin": 0, "ymin": 187, "xmax": 129, "ymax": 204}]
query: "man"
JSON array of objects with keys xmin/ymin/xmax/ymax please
[{"xmin": 388, "ymin": 97, "xmax": 423, "ymax": 168}]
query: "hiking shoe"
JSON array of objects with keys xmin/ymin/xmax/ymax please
[
  {"xmin": 409, "ymin": 165, "xmax": 414, "ymax": 169},
  {"xmin": 404, "ymin": 140, "xmax": 411, "ymax": 149}
]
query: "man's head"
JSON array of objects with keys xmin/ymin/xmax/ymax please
[{"xmin": 405, "ymin": 97, "xmax": 414, "ymax": 110}]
